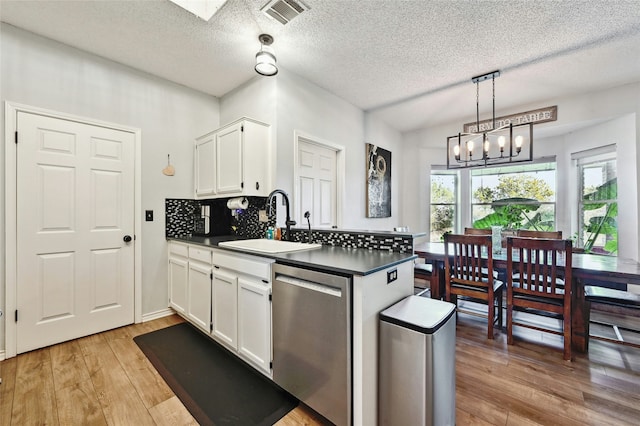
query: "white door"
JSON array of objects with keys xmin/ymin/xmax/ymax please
[
  {"xmin": 238, "ymin": 277, "xmax": 271, "ymax": 374},
  {"xmin": 212, "ymin": 268, "xmax": 238, "ymax": 349},
  {"xmin": 16, "ymin": 111, "xmax": 135, "ymax": 353},
  {"xmin": 168, "ymin": 256, "xmax": 188, "ymax": 314},
  {"xmin": 187, "ymin": 261, "xmax": 212, "ymax": 332},
  {"xmin": 296, "ymin": 138, "xmax": 338, "ymax": 227}
]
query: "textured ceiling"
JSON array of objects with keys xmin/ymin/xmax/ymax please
[{"xmin": 2, "ymin": 0, "xmax": 640, "ymax": 133}]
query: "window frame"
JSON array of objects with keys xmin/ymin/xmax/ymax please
[
  {"xmin": 469, "ymin": 161, "xmax": 558, "ymax": 231},
  {"xmin": 429, "ymin": 169, "xmax": 459, "ymax": 242},
  {"xmin": 575, "ymin": 147, "xmax": 617, "ymax": 255}
]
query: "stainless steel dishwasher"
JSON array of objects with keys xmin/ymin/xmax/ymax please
[{"xmin": 272, "ymin": 263, "xmax": 352, "ymax": 426}]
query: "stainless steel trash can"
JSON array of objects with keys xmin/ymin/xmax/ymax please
[{"xmin": 379, "ymin": 295, "xmax": 456, "ymax": 426}]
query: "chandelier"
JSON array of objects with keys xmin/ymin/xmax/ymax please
[{"xmin": 446, "ymin": 70, "xmax": 533, "ymax": 169}]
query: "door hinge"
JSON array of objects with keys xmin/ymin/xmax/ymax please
[
  {"xmin": 241, "ymin": 181, "xmax": 244, "ymax": 189},
  {"xmin": 269, "ymin": 294, "xmax": 272, "ymax": 301},
  {"xmin": 15, "ymin": 310, "xmax": 18, "ymax": 322},
  {"xmin": 270, "ymin": 361, "xmax": 273, "ymax": 369},
  {"xmin": 241, "ymin": 125, "xmax": 244, "ymax": 132},
  {"xmin": 210, "ymin": 272, "xmax": 213, "ymax": 280},
  {"xmin": 15, "ymin": 131, "xmax": 18, "ymax": 144}
]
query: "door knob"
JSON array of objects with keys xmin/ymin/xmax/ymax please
[{"xmin": 123, "ymin": 235, "xmax": 132, "ymax": 243}]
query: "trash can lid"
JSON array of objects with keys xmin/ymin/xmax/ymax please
[{"xmin": 380, "ymin": 295, "xmax": 456, "ymax": 334}]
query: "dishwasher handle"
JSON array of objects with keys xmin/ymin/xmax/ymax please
[{"xmin": 275, "ymin": 274, "xmax": 342, "ymax": 298}]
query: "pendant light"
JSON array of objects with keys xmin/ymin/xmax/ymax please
[
  {"xmin": 255, "ymin": 34, "xmax": 278, "ymax": 76},
  {"xmin": 446, "ymin": 70, "xmax": 533, "ymax": 169}
]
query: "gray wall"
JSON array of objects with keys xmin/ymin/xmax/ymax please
[{"xmin": 1, "ymin": 24, "xmax": 220, "ymax": 351}]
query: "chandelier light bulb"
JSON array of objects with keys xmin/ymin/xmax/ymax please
[
  {"xmin": 467, "ymin": 140, "xmax": 474, "ymax": 152},
  {"xmin": 453, "ymin": 144, "xmax": 460, "ymax": 157},
  {"xmin": 515, "ymin": 135, "xmax": 524, "ymax": 153},
  {"xmin": 498, "ymin": 136, "xmax": 506, "ymax": 148}
]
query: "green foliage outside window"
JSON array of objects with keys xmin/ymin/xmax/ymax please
[
  {"xmin": 472, "ymin": 173, "xmax": 555, "ymax": 230},
  {"xmin": 582, "ymin": 177, "xmax": 617, "ymax": 254}
]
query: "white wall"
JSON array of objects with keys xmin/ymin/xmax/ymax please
[
  {"xmin": 221, "ymin": 68, "xmax": 405, "ymax": 231},
  {"xmin": 401, "ymin": 82, "xmax": 640, "ymax": 260},
  {"xmin": 562, "ymin": 114, "xmax": 637, "ymax": 259},
  {"xmin": 0, "ymin": 24, "xmax": 220, "ymax": 351}
]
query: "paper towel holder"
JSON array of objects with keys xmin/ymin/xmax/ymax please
[{"xmin": 227, "ymin": 197, "xmax": 249, "ymax": 218}]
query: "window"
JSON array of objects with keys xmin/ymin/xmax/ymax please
[
  {"xmin": 470, "ymin": 162, "xmax": 557, "ymax": 230},
  {"xmin": 430, "ymin": 171, "xmax": 457, "ymax": 242},
  {"xmin": 576, "ymin": 148, "xmax": 617, "ymax": 255}
]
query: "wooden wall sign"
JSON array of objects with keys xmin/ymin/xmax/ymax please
[{"xmin": 463, "ymin": 105, "xmax": 557, "ymax": 133}]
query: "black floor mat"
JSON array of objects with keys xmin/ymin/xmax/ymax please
[{"xmin": 134, "ymin": 322, "xmax": 298, "ymax": 425}]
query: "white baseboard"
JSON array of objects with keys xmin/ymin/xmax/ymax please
[
  {"xmin": 141, "ymin": 308, "xmax": 175, "ymax": 323},
  {"xmin": 0, "ymin": 349, "xmax": 5, "ymax": 362}
]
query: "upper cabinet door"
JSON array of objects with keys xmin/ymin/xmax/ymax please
[
  {"xmin": 194, "ymin": 118, "xmax": 272, "ymax": 199},
  {"xmin": 215, "ymin": 122, "xmax": 244, "ymax": 194},
  {"xmin": 195, "ymin": 133, "xmax": 216, "ymax": 198}
]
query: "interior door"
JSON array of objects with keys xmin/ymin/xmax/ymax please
[
  {"xmin": 16, "ymin": 111, "xmax": 135, "ymax": 353},
  {"xmin": 296, "ymin": 138, "xmax": 337, "ymax": 227}
]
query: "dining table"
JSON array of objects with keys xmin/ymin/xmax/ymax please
[{"xmin": 414, "ymin": 241, "xmax": 640, "ymax": 352}]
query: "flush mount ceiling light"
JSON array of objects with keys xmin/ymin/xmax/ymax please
[
  {"xmin": 446, "ymin": 70, "xmax": 533, "ymax": 169},
  {"xmin": 255, "ymin": 34, "xmax": 278, "ymax": 77}
]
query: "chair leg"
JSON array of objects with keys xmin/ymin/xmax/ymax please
[
  {"xmin": 564, "ymin": 312, "xmax": 572, "ymax": 361},
  {"xmin": 507, "ymin": 303, "xmax": 514, "ymax": 345},
  {"xmin": 497, "ymin": 291, "xmax": 503, "ymax": 330},
  {"xmin": 487, "ymin": 295, "xmax": 495, "ymax": 339}
]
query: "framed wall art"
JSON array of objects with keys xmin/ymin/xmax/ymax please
[{"xmin": 365, "ymin": 143, "xmax": 391, "ymax": 218}]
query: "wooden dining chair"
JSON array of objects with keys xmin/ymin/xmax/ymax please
[
  {"xmin": 506, "ymin": 236, "xmax": 572, "ymax": 360},
  {"xmin": 464, "ymin": 227, "xmax": 492, "ymax": 235},
  {"xmin": 444, "ymin": 233, "xmax": 503, "ymax": 339},
  {"xmin": 517, "ymin": 229, "xmax": 562, "ymax": 239}
]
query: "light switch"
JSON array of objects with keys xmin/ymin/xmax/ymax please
[{"xmin": 145, "ymin": 210, "xmax": 154, "ymax": 221}]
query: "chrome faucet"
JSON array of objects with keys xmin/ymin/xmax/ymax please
[{"xmin": 267, "ymin": 189, "xmax": 296, "ymax": 241}]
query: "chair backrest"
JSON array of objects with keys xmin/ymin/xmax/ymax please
[
  {"xmin": 444, "ymin": 233, "xmax": 494, "ymax": 289},
  {"xmin": 517, "ymin": 229, "xmax": 562, "ymax": 239},
  {"xmin": 464, "ymin": 227, "xmax": 492, "ymax": 235},
  {"xmin": 506, "ymin": 237, "xmax": 572, "ymax": 300}
]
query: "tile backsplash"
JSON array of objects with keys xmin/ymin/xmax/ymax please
[
  {"xmin": 165, "ymin": 197, "xmax": 272, "ymax": 239},
  {"xmin": 166, "ymin": 198, "xmax": 415, "ymax": 253}
]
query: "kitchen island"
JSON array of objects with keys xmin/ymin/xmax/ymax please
[{"xmin": 168, "ymin": 235, "xmax": 416, "ymax": 426}]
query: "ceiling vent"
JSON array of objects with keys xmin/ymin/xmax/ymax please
[{"xmin": 261, "ymin": 0, "xmax": 308, "ymax": 25}]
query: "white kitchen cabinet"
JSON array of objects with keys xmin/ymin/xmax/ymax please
[
  {"xmin": 168, "ymin": 242, "xmax": 274, "ymax": 376},
  {"xmin": 194, "ymin": 132, "xmax": 216, "ymax": 198},
  {"xmin": 186, "ymin": 246, "xmax": 213, "ymax": 332},
  {"xmin": 212, "ymin": 267, "xmax": 238, "ymax": 350},
  {"xmin": 238, "ymin": 277, "xmax": 272, "ymax": 374},
  {"xmin": 212, "ymin": 249, "xmax": 274, "ymax": 376},
  {"xmin": 194, "ymin": 117, "xmax": 271, "ymax": 199},
  {"xmin": 168, "ymin": 242, "xmax": 188, "ymax": 314}
]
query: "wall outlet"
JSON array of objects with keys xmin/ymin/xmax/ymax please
[
  {"xmin": 387, "ymin": 269, "xmax": 398, "ymax": 284},
  {"xmin": 259, "ymin": 210, "xmax": 268, "ymax": 222}
]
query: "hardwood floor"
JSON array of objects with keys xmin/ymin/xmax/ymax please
[{"xmin": 1, "ymin": 313, "xmax": 639, "ymax": 425}]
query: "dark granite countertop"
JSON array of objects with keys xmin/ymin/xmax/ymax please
[{"xmin": 168, "ymin": 235, "xmax": 416, "ymax": 276}]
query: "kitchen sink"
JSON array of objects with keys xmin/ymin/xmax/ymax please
[{"xmin": 219, "ymin": 239, "xmax": 322, "ymax": 254}]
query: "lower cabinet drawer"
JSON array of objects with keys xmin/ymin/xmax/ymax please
[{"xmin": 189, "ymin": 246, "xmax": 212, "ymax": 263}]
